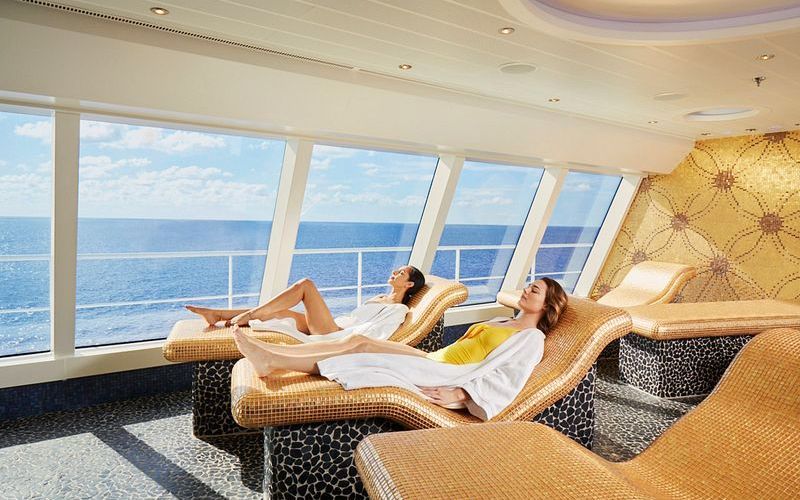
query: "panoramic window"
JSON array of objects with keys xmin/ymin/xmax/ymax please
[
  {"xmin": 291, "ymin": 145, "xmax": 437, "ymax": 315},
  {"xmin": 0, "ymin": 110, "xmax": 53, "ymax": 357},
  {"xmin": 76, "ymin": 119, "xmax": 285, "ymax": 347},
  {"xmin": 432, "ymin": 161, "xmax": 544, "ymax": 305},
  {"xmin": 533, "ymin": 171, "xmax": 621, "ymax": 292}
]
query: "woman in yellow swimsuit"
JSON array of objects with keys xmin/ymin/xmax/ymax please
[{"xmin": 232, "ymin": 277, "xmax": 568, "ymax": 408}]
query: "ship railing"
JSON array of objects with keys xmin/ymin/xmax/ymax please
[{"xmin": 0, "ymin": 242, "xmax": 590, "ymax": 314}]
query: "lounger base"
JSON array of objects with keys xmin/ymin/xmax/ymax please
[
  {"xmin": 263, "ymin": 418, "xmax": 403, "ymax": 499},
  {"xmin": 533, "ymin": 363, "xmax": 596, "ymax": 449},
  {"xmin": 193, "ymin": 360, "xmax": 252, "ymax": 438},
  {"xmin": 619, "ymin": 334, "xmax": 753, "ymax": 398},
  {"xmin": 260, "ymin": 367, "xmax": 596, "ymax": 498},
  {"xmin": 192, "ymin": 319, "xmax": 445, "ymax": 438}
]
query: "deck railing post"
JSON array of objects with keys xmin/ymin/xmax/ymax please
[
  {"xmin": 228, "ymin": 255, "xmax": 234, "ymax": 308},
  {"xmin": 357, "ymin": 251, "xmax": 363, "ymax": 305}
]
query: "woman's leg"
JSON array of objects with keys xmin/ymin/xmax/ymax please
[
  {"xmin": 185, "ymin": 305, "xmax": 249, "ymax": 326},
  {"xmin": 245, "ymin": 278, "xmax": 340, "ymax": 334},
  {"xmin": 233, "ymin": 330, "xmax": 426, "ymax": 377},
  {"xmin": 187, "ymin": 278, "xmax": 337, "ymax": 331}
]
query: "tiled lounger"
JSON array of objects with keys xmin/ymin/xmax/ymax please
[
  {"xmin": 620, "ymin": 299, "xmax": 800, "ymax": 398},
  {"xmin": 230, "ymin": 297, "xmax": 631, "ymax": 498},
  {"xmin": 162, "ymin": 276, "xmax": 467, "ymax": 438},
  {"xmin": 355, "ymin": 328, "xmax": 800, "ymax": 500}
]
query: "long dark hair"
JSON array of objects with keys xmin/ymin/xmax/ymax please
[
  {"xmin": 403, "ymin": 266, "xmax": 426, "ymax": 305},
  {"xmin": 537, "ymin": 277, "xmax": 568, "ymax": 335}
]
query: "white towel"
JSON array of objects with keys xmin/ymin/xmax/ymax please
[
  {"xmin": 317, "ymin": 329, "xmax": 545, "ymax": 421},
  {"xmin": 249, "ymin": 302, "xmax": 409, "ymax": 343}
]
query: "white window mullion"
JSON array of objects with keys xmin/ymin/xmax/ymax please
[
  {"xmin": 409, "ymin": 154, "xmax": 464, "ymax": 273},
  {"xmin": 259, "ymin": 139, "xmax": 313, "ymax": 301},
  {"xmin": 572, "ymin": 174, "xmax": 641, "ymax": 297},
  {"xmin": 51, "ymin": 111, "xmax": 80, "ymax": 358},
  {"xmin": 500, "ymin": 167, "xmax": 568, "ymax": 292}
]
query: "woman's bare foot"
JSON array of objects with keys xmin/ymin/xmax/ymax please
[
  {"xmin": 185, "ymin": 305, "xmax": 223, "ymax": 326},
  {"xmin": 232, "ymin": 328, "xmax": 274, "ymax": 377}
]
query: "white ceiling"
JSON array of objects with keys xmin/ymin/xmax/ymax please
[
  {"xmin": 31, "ymin": 0, "xmax": 800, "ymax": 139},
  {"xmin": 536, "ymin": 0, "xmax": 800, "ymax": 22}
]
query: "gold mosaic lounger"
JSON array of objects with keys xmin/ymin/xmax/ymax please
[
  {"xmin": 496, "ymin": 261, "xmax": 696, "ymax": 310},
  {"xmin": 230, "ymin": 296, "xmax": 631, "ymax": 429},
  {"xmin": 162, "ymin": 275, "xmax": 468, "ymax": 362},
  {"xmin": 355, "ymin": 327, "xmax": 800, "ymax": 500},
  {"xmin": 626, "ymin": 298, "xmax": 800, "ymax": 340}
]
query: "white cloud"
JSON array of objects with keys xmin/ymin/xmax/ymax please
[
  {"xmin": 455, "ymin": 196, "xmax": 514, "ymax": 208},
  {"xmin": 314, "ymin": 145, "xmax": 357, "ymax": 159},
  {"xmin": 37, "ymin": 161, "xmax": 52, "ymax": 173},
  {"xmin": 77, "ymin": 167, "xmax": 275, "ymax": 219},
  {"xmin": 103, "ymin": 128, "xmax": 226, "ymax": 153},
  {"xmin": 564, "ymin": 182, "xmax": 592, "ymax": 192},
  {"xmin": 0, "ymin": 160, "xmax": 8, "ymax": 167},
  {"xmin": 247, "ymin": 140, "xmax": 272, "ymax": 151},
  {"xmin": 79, "ymin": 155, "xmax": 152, "ymax": 179},
  {"xmin": 311, "ymin": 157, "xmax": 331, "ymax": 171},
  {"xmin": 80, "ymin": 121, "xmax": 119, "ymax": 141},
  {"xmin": 0, "ymin": 172, "xmax": 51, "ymax": 215},
  {"xmin": 14, "ymin": 121, "xmax": 52, "ymax": 144}
]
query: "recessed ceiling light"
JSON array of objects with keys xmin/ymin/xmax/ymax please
[
  {"xmin": 498, "ymin": 27, "xmax": 515, "ymax": 35},
  {"xmin": 150, "ymin": 7, "xmax": 169, "ymax": 15},
  {"xmin": 746, "ymin": 128, "xmax": 757, "ymax": 132},
  {"xmin": 648, "ymin": 120, "xmax": 659, "ymax": 124},
  {"xmin": 548, "ymin": 98, "xmax": 560, "ymax": 103},
  {"xmin": 398, "ymin": 64, "xmax": 412, "ymax": 70},
  {"xmin": 498, "ymin": 62, "xmax": 537, "ymax": 74},
  {"xmin": 685, "ymin": 107, "xmax": 759, "ymax": 122},
  {"xmin": 758, "ymin": 54, "xmax": 775, "ymax": 61},
  {"xmin": 653, "ymin": 91, "xmax": 687, "ymax": 101}
]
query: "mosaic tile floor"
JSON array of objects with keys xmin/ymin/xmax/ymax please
[{"xmin": 0, "ymin": 359, "xmax": 701, "ymax": 498}]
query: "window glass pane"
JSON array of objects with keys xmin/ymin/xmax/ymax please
[
  {"xmin": 76, "ymin": 120, "xmax": 284, "ymax": 347},
  {"xmin": 0, "ymin": 110, "xmax": 52, "ymax": 357},
  {"xmin": 290, "ymin": 146, "xmax": 437, "ymax": 316},
  {"xmin": 533, "ymin": 172, "xmax": 621, "ymax": 292},
  {"xmin": 432, "ymin": 161, "xmax": 544, "ymax": 305}
]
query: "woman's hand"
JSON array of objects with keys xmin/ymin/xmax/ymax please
[
  {"xmin": 227, "ymin": 311, "xmax": 252, "ymax": 327},
  {"xmin": 419, "ymin": 386, "xmax": 469, "ymax": 408}
]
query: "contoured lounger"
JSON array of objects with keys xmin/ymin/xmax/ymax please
[{"xmin": 162, "ymin": 275, "xmax": 467, "ymax": 437}]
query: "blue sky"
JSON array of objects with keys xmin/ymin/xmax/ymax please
[{"xmin": 1, "ymin": 110, "xmax": 619, "ymax": 226}]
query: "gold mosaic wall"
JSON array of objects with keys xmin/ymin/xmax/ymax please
[{"xmin": 593, "ymin": 130, "xmax": 800, "ymax": 302}]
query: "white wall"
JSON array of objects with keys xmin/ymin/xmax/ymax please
[{"xmin": 0, "ymin": 2, "xmax": 692, "ymax": 173}]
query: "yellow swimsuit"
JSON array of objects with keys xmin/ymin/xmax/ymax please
[{"xmin": 426, "ymin": 322, "xmax": 519, "ymax": 364}]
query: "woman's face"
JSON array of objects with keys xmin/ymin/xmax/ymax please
[
  {"xmin": 518, "ymin": 279, "xmax": 547, "ymax": 314},
  {"xmin": 388, "ymin": 266, "xmax": 413, "ymax": 290}
]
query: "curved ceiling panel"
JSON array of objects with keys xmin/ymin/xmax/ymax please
[{"xmin": 500, "ymin": 0, "xmax": 800, "ymax": 44}]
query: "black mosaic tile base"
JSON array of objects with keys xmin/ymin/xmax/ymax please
[
  {"xmin": 619, "ymin": 334, "xmax": 753, "ymax": 398},
  {"xmin": 191, "ymin": 318, "xmax": 444, "ymax": 439},
  {"xmin": 193, "ymin": 360, "xmax": 252, "ymax": 438},
  {"xmin": 599, "ymin": 338, "xmax": 621, "ymax": 359},
  {"xmin": 265, "ymin": 419, "xmax": 404, "ymax": 499},
  {"xmin": 533, "ymin": 364, "xmax": 596, "ymax": 448},
  {"xmin": 0, "ymin": 363, "xmax": 191, "ymax": 422}
]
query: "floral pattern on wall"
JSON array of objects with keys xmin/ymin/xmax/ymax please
[{"xmin": 593, "ymin": 131, "xmax": 800, "ymax": 302}]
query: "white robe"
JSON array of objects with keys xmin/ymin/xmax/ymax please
[
  {"xmin": 248, "ymin": 302, "xmax": 409, "ymax": 343},
  {"xmin": 317, "ymin": 329, "xmax": 545, "ymax": 421}
]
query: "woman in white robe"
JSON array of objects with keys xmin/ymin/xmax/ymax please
[
  {"xmin": 232, "ymin": 278, "xmax": 568, "ymax": 415},
  {"xmin": 185, "ymin": 266, "xmax": 425, "ymax": 339}
]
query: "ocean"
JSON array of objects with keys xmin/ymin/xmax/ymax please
[{"xmin": 0, "ymin": 217, "xmax": 599, "ymax": 357}]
